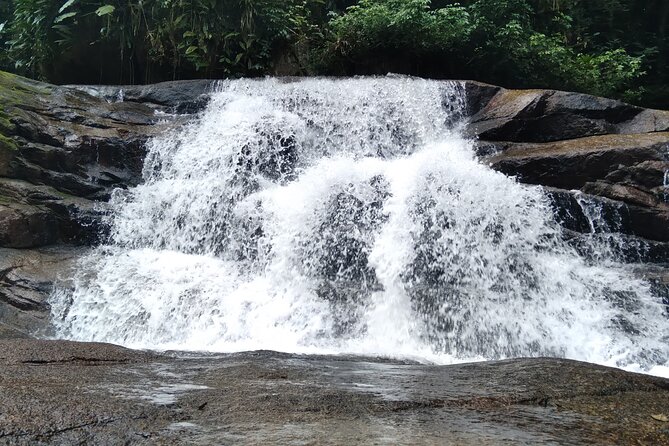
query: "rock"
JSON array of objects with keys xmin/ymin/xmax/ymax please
[
  {"xmin": 72, "ymin": 79, "xmax": 216, "ymax": 113},
  {"xmin": 545, "ymin": 187, "xmax": 669, "ymax": 257},
  {"xmin": 466, "ymin": 87, "xmax": 669, "ymax": 142},
  {"xmin": 487, "ymin": 133, "xmax": 669, "ymax": 242},
  {"xmin": 0, "ymin": 73, "xmax": 668, "ymax": 445},
  {"xmin": 461, "ymin": 81, "xmax": 502, "ymax": 117},
  {"xmin": 487, "ymin": 133, "xmax": 669, "ymax": 189},
  {"xmin": 0, "ymin": 179, "xmax": 106, "ymax": 248},
  {"xmin": 0, "ymin": 339, "xmax": 153, "ymax": 365},
  {"xmin": 0, "ymin": 72, "xmax": 208, "ymax": 203},
  {"xmin": 544, "ymin": 187, "xmax": 595, "ymax": 233},
  {"xmin": 0, "ymin": 71, "xmax": 202, "ymax": 252},
  {"xmin": 0, "ymin": 72, "xmax": 212, "ymax": 338},
  {"xmin": 0, "ymin": 347, "xmax": 667, "ymax": 445},
  {"xmin": 0, "ymin": 246, "xmax": 88, "ymax": 338},
  {"xmin": 467, "ymin": 86, "xmax": 669, "ymax": 242}
]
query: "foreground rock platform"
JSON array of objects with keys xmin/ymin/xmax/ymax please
[{"xmin": 0, "ymin": 340, "xmax": 668, "ymax": 445}]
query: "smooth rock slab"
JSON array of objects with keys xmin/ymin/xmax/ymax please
[{"xmin": 0, "ymin": 340, "xmax": 668, "ymax": 445}]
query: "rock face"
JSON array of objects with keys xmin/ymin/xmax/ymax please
[
  {"xmin": 0, "ymin": 72, "xmax": 214, "ymax": 336},
  {"xmin": 0, "ymin": 246, "xmax": 87, "ymax": 338},
  {"xmin": 1, "ymin": 73, "xmax": 669, "ymax": 336},
  {"xmin": 462, "ymin": 81, "xmax": 669, "ymax": 247},
  {"xmin": 1, "ymin": 72, "xmax": 668, "ymax": 336}
]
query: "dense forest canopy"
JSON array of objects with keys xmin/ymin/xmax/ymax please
[{"xmin": 0, "ymin": 0, "xmax": 667, "ymax": 108}]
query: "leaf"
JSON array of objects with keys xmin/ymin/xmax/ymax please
[
  {"xmin": 185, "ymin": 46, "xmax": 198, "ymax": 55},
  {"xmin": 54, "ymin": 12, "xmax": 77, "ymax": 24},
  {"xmin": 52, "ymin": 24, "xmax": 73, "ymax": 34},
  {"xmin": 95, "ymin": 5, "xmax": 116, "ymax": 17},
  {"xmin": 58, "ymin": 0, "xmax": 77, "ymax": 14},
  {"xmin": 651, "ymin": 414, "xmax": 669, "ymax": 422}
]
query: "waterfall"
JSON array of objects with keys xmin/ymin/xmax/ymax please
[{"xmin": 50, "ymin": 77, "xmax": 669, "ymax": 371}]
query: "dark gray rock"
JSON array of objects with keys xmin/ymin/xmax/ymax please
[
  {"xmin": 0, "ymin": 246, "xmax": 87, "ymax": 338},
  {"xmin": 0, "ymin": 179, "xmax": 106, "ymax": 248},
  {"xmin": 487, "ymin": 133, "xmax": 669, "ymax": 242},
  {"xmin": 465, "ymin": 87, "xmax": 669, "ymax": 142},
  {"xmin": 461, "ymin": 80, "xmax": 502, "ymax": 117},
  {"xmin": 72, "ymin": 79, "xmax": 217, "ymax": 113},
  {"xmin": 487, "ymin": 133, "xmax": 669, "ymax": 190}
]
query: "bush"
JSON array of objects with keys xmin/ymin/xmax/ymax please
[
  {"xmin": 0, "ymin": 0, "xmax": 13, "ymax": 72},
  {"xmin": 5, "ymin": 0, "xmax": 319, "ymax": 83},
  {"xmin": 0, "ymin": 0, "xmax": 661, "ymax": 107},
  {"xmin": 466, "ymin": 0, "xmax": 643, "ymax": 98},
  {"xmin": 320, "ymin": 0, "xmax": 643, "ymax": 99},
  {"xmin": 319, "ymin": 0, "xmax": 471, "ymax": 74}
]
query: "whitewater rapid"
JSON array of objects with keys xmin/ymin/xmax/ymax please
[{"xmin": 50, "ymin": 77, "xmax": 669, "ymax": 374}]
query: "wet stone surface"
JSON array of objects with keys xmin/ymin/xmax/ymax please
[{"xmin": 0, "ymin": 340, "xmax": 668, "ymax": 445}]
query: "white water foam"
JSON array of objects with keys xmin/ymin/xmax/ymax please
[{"xmin": 50, "ymin": 77, "xmax": 669, "ymax": 373}]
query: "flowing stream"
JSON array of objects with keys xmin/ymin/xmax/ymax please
[{"xmin": 50, "ymin": 77, "xmax": 669, "ymax": 373}]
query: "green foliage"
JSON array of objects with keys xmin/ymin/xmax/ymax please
[
  {"xmin": 322, "ymin": 0, "xmax": 646, "ymax": 100},
  {"xmin": 5, "ymin": 0, "xmax": 58, "ymax": 78},
  {"xmin": 320, "ymin": 0, "xmax": 470, "ymax": 72},
  {"xmin": 0, "ymin": 0, "xmax": 13, "ymax": 71},
  {"xmin": 4, "ymin": 0, "xmax": 319, "ymax": 82},
  {"xmin": 465, "ymin": 0, "xmax": 644, "ymax": 97},
  {"xmin": 0, "ymin": 0, "xmax": 667, "ymax": 107}
]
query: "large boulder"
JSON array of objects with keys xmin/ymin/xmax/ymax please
[
  {"xmin": 0, "ymin": 72, "xmax": 165, "ymax": 200},
  {"xmin": 486, "ymin": 133, "xmax": 669, "ymax": 190},
  {"xmin": 0, "ymin": 348, "xmax": 668, "ymax": 445},
  {"xmin": 463, "ymin": 81, "xmax": 669, "ymax": 142},
  {"xmin": 464, "ymin": 81, "xmax": 669, "ymax": 244},
  {"xmin": 0, "ymin": 179, "xmax": 104, "ymax": 248},
  {"xmin": 484, "ymin": 134, "xmax": 669, "ymax": 242},
  {"xmin": 0, "ymin": 72, "xmax": 210, "ymax": 249}
]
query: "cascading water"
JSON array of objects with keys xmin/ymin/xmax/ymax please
[{"xmin": 50, "ymin": 77, "xmax": 669, "ymax": 372}]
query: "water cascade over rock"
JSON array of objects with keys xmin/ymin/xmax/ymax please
[{"xmin": 50, "ymin": 78, "xmax": 669, "ymax": 371}]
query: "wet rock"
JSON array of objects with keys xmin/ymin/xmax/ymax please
[
  {"xmin": 0, "ymin": 346, "xmax": 667, "ymax": 445},
  {"xmin": 0, "ymin": 72, "xmax": 200, "ymax": 252},
  {"xmin": 2, "ymin": 90, "xmax": 160, "ymax": 199},
  {"xmin": 237, "ymin": 130, "xmax": 299, "ymax": 182},
  {"xmin": 304, "ymin": 177, "xmax": 389, "ymax": 333},
  {"xmin": 73, "ymin": 79, "xmax": 216, "ymax": 113},
  {"xmin": 0, "ymin": 246, "xmax": 88, "ymax": 338},
  {"xmin": 487, "ymin": 133, "xmax": 669, "ymax": 242},
  {"xmin": 544, "ymin": 188, "xmax": 594, "ymax": 233},
  {"xmin": 487, "ymin": 133, "xmax": 669, "ymax": 190},
  {"xmin": 0, "ymin": 339, "xmax": 153, "ymax": 365},
  {"xmin": 461, "ymin": 81, "xmax": 502, "ymax": 117},
  {"xmin": 466, "ymin": 87, "xmax": 669, "ymax": 142},
  {"xmin": 545, "ymin": 186, "xmax": 669, "ymax": 243},
  {"xmin": 0, "ymin": 179, "xmax": 106, "ymax": 248}
]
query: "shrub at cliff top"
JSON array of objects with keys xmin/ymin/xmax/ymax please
[{"xmin": 1, "ymin": 0, "xmax": 667, "ymax": 107}]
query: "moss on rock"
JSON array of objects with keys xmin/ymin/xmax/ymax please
[
  {"xmin": 0, "ymin": 134, "xmax": 17, "ymax": 152},
  {"xmin": 0, "ymin": 71, "xmax": 51, "ymax": 135}
]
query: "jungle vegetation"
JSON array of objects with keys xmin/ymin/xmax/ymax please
[{"xmin": 0, "ymin": 0, "xmax": 667, "ymax": 108}]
